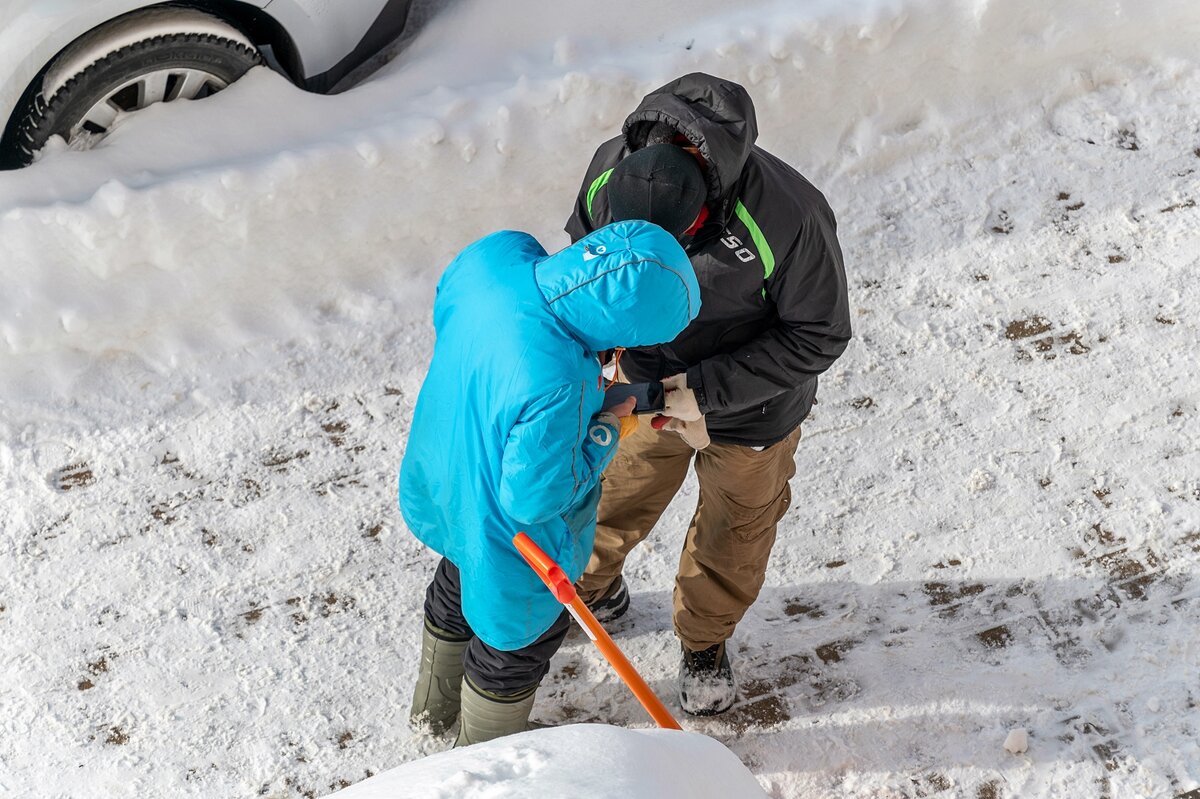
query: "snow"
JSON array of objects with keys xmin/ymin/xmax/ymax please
[
  {"xmin": 324, "ymin": 725, "xmax": 767, "ymax": 799},
  {"xmin": 1, "ymin": 0, "xmax": 1199, "ymax": 797},
  {"xmin": 1003, "ymin": 729, "xmax": 1029, "ymax": 756}
]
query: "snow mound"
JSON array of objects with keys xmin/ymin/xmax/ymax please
[
  {"xmin": 324, "ymin": 725, "xmax": 767, "ymax": 799},
  {"xmin": 3, "ymin": 0, "xmax": 1198, "ymax": 401}
]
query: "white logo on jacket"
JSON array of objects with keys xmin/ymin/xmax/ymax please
[
  {"xmin": 721, "ymin": 232, "xmax": 757, "ymax": 263},
  {"xmin": 589, "ymin": 423, "xmax": 613, "ymax": 446},
  {"xmin": 582, "ymin": 244, "xmax": 607, "ymax": 262}
]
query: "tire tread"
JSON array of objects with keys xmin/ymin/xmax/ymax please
[{"xmin": 11, "ymin": 32, "xmax": 263, "ymax": 164}]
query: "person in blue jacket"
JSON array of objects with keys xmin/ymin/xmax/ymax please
[{"xmin": 401, "ymin": 217, "xmax": 702, "ymax": 746}]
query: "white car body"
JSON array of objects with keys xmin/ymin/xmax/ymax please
[{"xmin": 0, "ymin": 0, "xmax": 407, "ymax": 154}]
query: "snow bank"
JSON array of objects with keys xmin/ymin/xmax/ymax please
[
  {"xmin": 324, "ymin": 725, "xmax": 767, "ymax": 799},
  {"xmin": 2, "ymin": 0, "xmax": 1198, "ymax": 402}
]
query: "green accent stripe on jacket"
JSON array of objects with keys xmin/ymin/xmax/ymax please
[
  {"xmin": 586, "ymin": 168, "xmax": 615, "ymax": 222},
  {"xmin": 734, "ymin": 199, "xmax": 776, "ymax": 282}
]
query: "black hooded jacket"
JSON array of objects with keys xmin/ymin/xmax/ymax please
[{"xmin": 566, "ymin": 73, "xmax": 852, "ymax": 447}]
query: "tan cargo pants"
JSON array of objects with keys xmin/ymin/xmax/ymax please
[{"xmin": 577, "ymin": 419, "xmax": 801, "ymax": 651}]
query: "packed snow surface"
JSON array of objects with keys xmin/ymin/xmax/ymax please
[{"xmin": 1, "ymin": 0, "xmax": 1199, "ymax": 797}]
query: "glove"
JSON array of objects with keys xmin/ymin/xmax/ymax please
[
  {"xmin": 662, "ymin": 415, "xmax": 710, "ymax": 450},
  {"xmin": 618, "ymin": 414, "xmax": 639, "ymax": 441},
  {"xmin": 593, "ymin": 412, "xmax": 621, "ymax": 446},
  {"xmin": 595, "ymin": 399, "xmax": 638, "ymax": 443},
  {"xmin": 662, "ymin": 373, "xmax": 701, "ymax": 421}
]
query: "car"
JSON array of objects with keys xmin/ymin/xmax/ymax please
[{"xmin": 0, "ymin": 0, "xmax": 415, "ymax": 169}]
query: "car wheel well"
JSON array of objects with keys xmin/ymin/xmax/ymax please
[{"xmin": 165, "ymin": 1, "xmax": 304, "ymax": 84}]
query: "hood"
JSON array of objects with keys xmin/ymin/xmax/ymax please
[
  {"xmin": 622, "ymin": 72, "xmax": 758, "ymax": 205},
  {"xmin": 535, "ymin": 220, "xmax": 700, "ymax": 353}
]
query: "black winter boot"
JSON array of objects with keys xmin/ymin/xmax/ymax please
[
  {"xmin": 679, "ymin": 642, "xmax": 736, "ymax": 716},
  {"xmin": 585, "ymin": 576, "xmax": 630, "ymax": 623}
]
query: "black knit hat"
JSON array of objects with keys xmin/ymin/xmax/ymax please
[{"xmin": 607, "ymin": 144, "xmax": 706, "ymax": 238}]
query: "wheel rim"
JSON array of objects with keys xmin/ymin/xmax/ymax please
[{"xmin": 70, "ymin": 67, "xmax": 229, "ymax": 145}]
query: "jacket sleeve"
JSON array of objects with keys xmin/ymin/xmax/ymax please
[
  {"xmin": 687, "ymin": 207, "xmax": 852, "ymax": 413},
  {"xmin": 565, "ymin": 179, "xmax": 595, "ymax": 245},
  {"xmin": 498, "ymin": 382, "xmax": 620, "ymax": 526}
]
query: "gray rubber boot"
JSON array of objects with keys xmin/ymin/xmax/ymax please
[
  {"xmin": 409, "ymin": 621, "xmax": 469, "ymax": 735},
  {"xmin": 454, "ymin": 677, "xmax": 540, "ymax": 747}
]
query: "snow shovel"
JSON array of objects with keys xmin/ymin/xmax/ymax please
[{"xmin": 513, "ymin": 532, "xmax": 682, "ymax": 730}]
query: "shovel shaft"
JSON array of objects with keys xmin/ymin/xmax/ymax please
[
  {"xmin": 513, "ymin": 532, "xmax": 681, "ymax": 730},
  {"xmin": 566, "ymin": 594, "xmax": 682, "ymax": 729}
]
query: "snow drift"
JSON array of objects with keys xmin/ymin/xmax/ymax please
[{"xmin": 1, "ymin": 0, "xmax": 1197, "ymax": 400}]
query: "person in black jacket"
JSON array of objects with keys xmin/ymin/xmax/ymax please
[{"xmin": 566, "ymin": 72, "xmax": 852, "ymax": 716}]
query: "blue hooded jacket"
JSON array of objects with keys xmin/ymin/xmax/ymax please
[{"xmin": 399, "ymin": 220, "xmax": 700, "ymax": 650}]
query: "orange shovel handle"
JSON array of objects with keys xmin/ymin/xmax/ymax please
[
  {"xmin": 513, "ymin": 532, "xmax": 576, "ymax": 604},
  {"xmin": 513, "ymin": 532, "xmax": 681, "ymax": 730}
]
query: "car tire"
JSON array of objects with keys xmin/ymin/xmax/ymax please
[{"xmin": 11, "ymin": 33, "xmax": 263, "ymax": 164}]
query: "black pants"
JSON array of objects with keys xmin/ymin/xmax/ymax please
[{"xmin": 423, "ymin": 558, "xmax": 570, "ymax": 695}]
